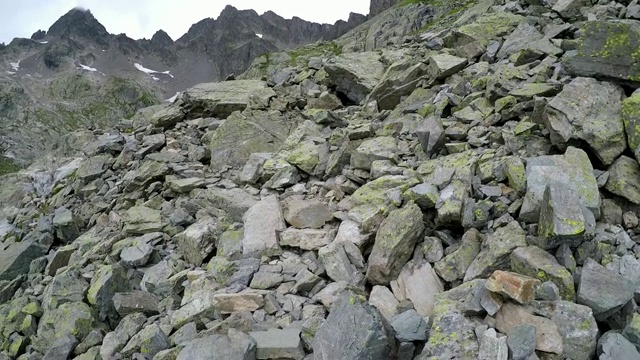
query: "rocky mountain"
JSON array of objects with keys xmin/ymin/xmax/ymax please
[
  {"xmin": 5, "ymin": 0, "xmax": 640, "ymax": 359},
  {"xmin": 0, "ymin": 6, "xmax": 366, "ymax": 170}
]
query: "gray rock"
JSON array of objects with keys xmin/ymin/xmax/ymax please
[
  {"xmin": 87, "ymin": 264, "xmax": 128, "ymax": 323},
  {"xmin": 369, "ymin": 285, "xmax": 400, "ymax": 322},
  {"xmin": 521, "ymin": 147, "xmax": 600, "ymax": 222},
  {"xmin": 123, "ymin": 206, "xmax": 163, "ymax": 235},
  {"xmin": 403, "ymin": 183, "xmax": 439, "ymax": 210},
  {"xmin": 325, "ymin": 52, "xmax": 386, "ymax": 104},
  {"xmin": 312, "ymin": 291, "xmax": 394, "ymax": 360},
  {"xmin": 623, "ymin": 313, "xmax": 640, "ymax": 350},
  {"xmin": 121, "ymin": 324, "xmax": 169, "ymax": 358},
  {"xmin": 33, "ymin": 302, "xmax": 97, "ymax": 354},
  {"xmin": 45, "ymin": 244, "xmax": 75, "ymax": 276},
  {"xmin": 176, "ymin": 329, "xmax": 257, "ymax": 360},
  {"xmin": 434, "ymin": 229, "xmax": 481, "ymax": 282},
  {"xmin": 605, "ymin": 155, "xmax": 640, "ymax": 205},
  {"xmin": 497, "ymin": 22, "xmax": 561, "ymax": 60},
  {"xmin": 167, "ymin": 177, "xmax": 205, "ymax": 193},
  {"xmin": 494, "ymin": 302, "xmax": 563, "ymax": 354},
  {"xmin": 217, "ymin": 229, "xmax": 244, "ymax": 260},
  {"xmin": 564, "ymin": 20, "xmax": 640, "ymax": 85},
  {"xmin": 0, "ymin": 236, "xmax": 50, "ymax": 281},
  {"xmin": 279, "ymin": 228, "xmax": 336, "ymax": 251},
  {"xmin": 537, "ymin": 183, "xmax": 586, "ymax": 249},
  {"xmin": 478, "ymin": 328, "xmax": 508, "ymax": 360},
  {"xmin": 511, "ymin": 246, "xmax": 575, "ymax": 302},
  {"xmin": 350, "ymin": 136, "xmax": 398, "ymax": 170},
  {"xmin": 427, "ymin": 53, "xmax": 468, "ymax": 80},
  {"xmin": 507, "ymin": 324, "xmax": 537, "ymax": 360},
  {"xmin": 52, "ymin": 207, "xmax": 80, "ymax": 243},
  {"xmin": 536, "ymin": 300, "xmax": 598, "ymax": 360},
  {"xmin": 149, "ymin": 105, "xmax": 185, "ymax": 128},
  {"xmin": 243, "ymin": 195, "xmax": 285, "ymax": 257},
  {"xmin": 249, "ymin": 328, "xmax": 305, "ymax": 360},
  {"xmin": 543, "ymin": 77, "xmax": 625, "ymax": 166},
  {"xmin": 120, "ymin": 241, "xmax": 154, "ymax": 267},
  {"xmin": 282, "ymin": 196, "xmax": 332, "ymax": 229},
  {"xmin": 395, "ymin": 260, "xmax": 443, "ymax": 317},
  {"xmin": 577, "ymin": 258, "xmax": 634, "ymax": 321},
  {"xmin": 76, "ymin": 155, "xmax": 110, "ymax": 181},
  {"xmin": 366, "ymin": 202, "xmax": 424, "ymax": 285},
  {"xmin": 184, "ymin": 80, "xmax": 275, "ymax": 119},
  {"xmin": 240, "ymin": 153, "xmax": 272, "ymax": 184},
  {"xmin": 464, "ymin": 221, "xmax": 526, "ymax": 281},
  {"xmin": 318, "ymin": 240, "xmax": 362, "ymax": 284},
  {"xmin": 42, "ymin": 268, "xmax": 89, "ymax": 311},
  {"xmin": 100, "ymin": 313, "xmax": 147, "ymax": 359},
  {"xmin": 42, "ymin": 334, "xmax": 78, "ymax": 360},
  {"xmin": 136, "ymin": 133, "xmax": 166, "ymax": 158},
  {"xmin": 598, "ymin": 331, "xmax": 640, "ymax": 360},
  {"xmin": 390, "ymin": 309, "xmax": 428, "ymax": 342},
  {"xmin": 205, "ymin": 110, "xmax": 294, "ymax": 171},
  {"xmin": 177, "ymin": 217, "xmax": 222, "ymax": 266},
  {"xmin": 112, "ymin": 291, "xmax": 160, "ymax": 317},
  {"xmin": 200, "ymin": 187, "xmax": 258, "ymax": 223}
]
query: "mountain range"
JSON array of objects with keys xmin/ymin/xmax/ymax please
[{"xmin": 0, "ymin": 4, "xmax": 376, "ymax": 169}]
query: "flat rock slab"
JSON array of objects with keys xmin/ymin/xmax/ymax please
[
  {"xmin": 243, "ymin": 195, "xmax": 285, "ymax": 258},
  {"xmin": 577, "ymin": 258, "xmax": 634, "ymax": 321},
  {"xmin": 495, "ymin": 302, "xmax": 563, "ymax": 355},
  {"xmin": 249, "ymin": 328, "xmax": 305, "ymax": 360},
  {"xmin": 183, "ymin": 80, "xmax": 276, "ymax": 119},
  {"xmin": 485, "ymin": 270, "xmax": 540, "ymax": 304}
]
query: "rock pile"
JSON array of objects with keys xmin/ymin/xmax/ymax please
[{"xmin": 3, "ymin": 0, "xmax": 640, "ymax": 359}]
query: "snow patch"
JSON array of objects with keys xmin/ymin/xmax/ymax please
[
  {"xmin": 78, "ymin": 63, "xmax": 98, "ymax": 72},
  {"xmin": 166, "ymin": 92, "xmax": 181, "ymax": 103},
  {"xmin": 39, "ymin": 41, "xmax": 48, "ymax": 44},
  {"xmin": 256, "ymin": 33, "xmax": 263, "ymax": 39},
  {"xmin": 134, "ymin": 63, "xmax": 174, "ymax": 78},
  {"xmin": 6, "ymin": 71, "xmax": 15, "ymax": 75},
  {"xmin": 152, "ymin": 76, "xmax": 160, "ymax": 81},
  {"xmin": 9, "ymin": 61, "xmax": 19, "ymax": 71}
]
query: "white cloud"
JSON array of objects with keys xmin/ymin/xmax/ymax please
[{"xmin": 0, "ymin": 1, "xmax": 370, "ymax": 43}]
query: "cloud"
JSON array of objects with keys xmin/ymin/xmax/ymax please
[{"xmin": 0, "ymin": 0, "xmax": 370, "ymax": 43}]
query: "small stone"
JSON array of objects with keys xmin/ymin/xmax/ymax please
[
  {"xmin": 112, "ymin": 291, "xmax": 160, "ymax": 317},
  {"xmin": 598, "ymin": 331, "xmax": 640, "ymax": 360},
  {"xmin": 478, "ymin": 328, "xmax": 508, "ymax": 360},
  {"xmin": 119, "ymin": 241, "xmax": 154, "ymax": 267},
  {"xmin": 507, "ymin": 324, "xmax": 537, "ymax": 360},
  {"xmin": 249, "ymin": 328, "xmax": 305, "ymax": 360},
  {"xmin": 369, "ymin": 285, "xmax": 400, "ymax": 322},
  {"xmin": 390, "ymin": 309, "xmax": 428, "ymax": 342}
]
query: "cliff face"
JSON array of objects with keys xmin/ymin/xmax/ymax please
[
  {"xmin": 0, "ymin": 6, "xmax": 365, "ymax": 168},
  {"xmin": 369, "ymin": 0, "xmax": 401, "ymax": 17}
]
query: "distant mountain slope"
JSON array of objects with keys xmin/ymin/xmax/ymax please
[{"xmin": 0, "ymin": 6, "xmax": 366, "ymax": 169}]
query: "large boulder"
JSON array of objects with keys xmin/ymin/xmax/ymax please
[
  {"xmin": 605, "ymin": 155, "xmax": 640, "ymax": 205},
  {"xmin": 182, "ymin": 80, "xmax": 276, "ymax": 119},
  {"xmin": 366, "ymin": 202, "xmax": 424, "ymax": 285},
  {"xmin": 312, "ymin": 291, "xmax": 395, "ymax": 359},
  {"xmin": 564, "ymin": 20, "xmax": 640, "ymax": 86},
  {"xmin": 542, "ymin": 77, "xmax": 626, "ymax": 166},
  {"xmin": 205, "ymin": 110, "xmax": 296, "ymax": 171},
  {"xmin": 324, "ymin": 52, "xmax": 386, "ymax": 104}
]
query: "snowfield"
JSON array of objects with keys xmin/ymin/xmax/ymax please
[{"xmin": 134, "ymin": 63, "xmax": 174, "ymax": 78}]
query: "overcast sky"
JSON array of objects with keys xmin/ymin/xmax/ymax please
[{"xmin": 0, "ymin": 0, "xmax": 371, "ymax": 43}]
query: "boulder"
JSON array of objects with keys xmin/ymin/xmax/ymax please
[
  {"xmin": 366, "ymin": 202, "xmax": 424, "ymax": 285},
  {"xmin": 282, "ymin": 196, "xmax": 333, "ymax": 229},
  {"xmin": 177, "ymin": 329, "xmax": 256, "ymax": 360},
  {"xmin": 183, "ymin": 80, "xmax": 276, "ymax": 119},
  {"xmin": 537, "ymin": 183, "xmax": 587, "ymax": 249},
  {"xmin": 564, "ymin": 20, "xmax": 640, "ymax": 86},
  {"xmin": 464, "ymin": 221, "xmax": 526, "ymax": 281},
  {"xmin": 598, "ymin": 331, "xmax": 640, "ymax": 360},
  {"xmin": 249, "ymin": 328, "xmax": 305, "ymax": 360},
  {"xmin": 485, "ymin": 270, "xmax": 541, "ymax": 304},
  {"xmin": 242, "ymin": 195, "xmax": 285, "ymax": 257},
  {"xmin": 536, "ymin": 300, "xmax": 598, "ymax": 359},
  {"xmin": 543, "ymin": 77, "xmax": 626, "ymax": 166},
  {"xmin": 605, "ymin": 155, "xmax": 640, "ymax": 205},
  {"xmin": 177, "ymin": 217, "xmax": 222, "ymax": 266},
  {"xmin": 511, "ymin": 246, "xmax": 575, "ymax": 301},
  {"xmin": 324, "ymin": 52, "xmax": 386, "ymax": 104},
  {"xmin": 577, "ymin": 258, "xmax": 634, "ymax": 321},
  {"xmin": 312, "ymin": 291, "xmax": 395, "ymax": 360}
]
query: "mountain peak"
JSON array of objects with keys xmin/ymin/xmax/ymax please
[{"xmin": 47, "ymin": 7, "xmax": 109, "ymax": 44}]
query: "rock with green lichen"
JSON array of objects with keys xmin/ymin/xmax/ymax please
[
  {"xmin": 494, "ymin": 302, "xmax": 563, "ymax": 354},
  {"xmin": 367, "ymin": 56, "xmax": 430, "ymax": 110},
  {"xmin": 176, "ymin": 216, "xmax": 223, "ymax": 266},
  {"xmin": 427, "ymin": 53, "xmax": 468, "ymax": 80},
  {"xmin": 497, "ymin": 22, "xmax": 562, "ymax": 60},
  {"xmin": 324, "ymin": 52, "xmax": 386, "ymax": 104},
  {"xmin": 32, "ymin": 302, "xmax": 96, "ymax": 354},
  {"xmin": 120, "ymin": 323, "xmax": 169, "ymax": 358},
  {"xmin": 366, "ymin": 202, "xmax": 424, "ymax": 285},
  {"xmin": 87, "ymin": 264, "xmax": 129, "ymax": 323},
  {"xmin": 535, "ymin": 300, "xmax": 598, "ymax": 359},
  {"xmin": 564, "ymin": 20, "xmax": 640, "ymax": 85},
  {"xmin": 604, "ymin": 155, "xmax": 640, "ymax": 205},
  {"xmin": 434, "ymin": 229, "xmax": 481, "ymax": 282},
  {"xmin": 311, "ymin": 291, "xmax": 395, "ymax": 360},
  {"xmin": 402, "ymin": 183, "xmax": 439, "ymax": 209},
  {"xmin": 464, "ymin": 221, "xmax": 527, "ymax": 282},
  {"xmin": 350, "ymin": 136, "xmax": 399, "ymax": 170},
  {"xmin": 511, "ymin": 246, "xmax": 576, "ymax": 302},
  {"xmin": 205, "ymin": 110, "xmax": 296, "ymax": 171},
  {"xmin": 123, "ymin": 206, "xmax": 163, "ymax": 235},
  {"xmin": 416, "ymin": 283, "xmax": 482, "ymax": 359},
  {"xmin": 521, "ymin": 147, "xmax": 600, "ymax": 222},
  {"xmin": 435, "ymin": 179, "xmax": 468, "ymax": 227},
  {"xmin": 537, "ymin": 183, "xmax": 587, "ymax": 249},
  {"xmin": 543, "ymin": 77, "xmax": 626, "ymax": 166},
  {"xmin": 351, "ymin": 175, "xmax": 420, "ymax": 208},
  {"xmin": 457, "ymin": 12, "xmax": 524, "ymax": 47}
]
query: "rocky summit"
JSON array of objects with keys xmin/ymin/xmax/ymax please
[{"xmin": 5, "ymin": 0, "xmax": 640, "ymax": 359}]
